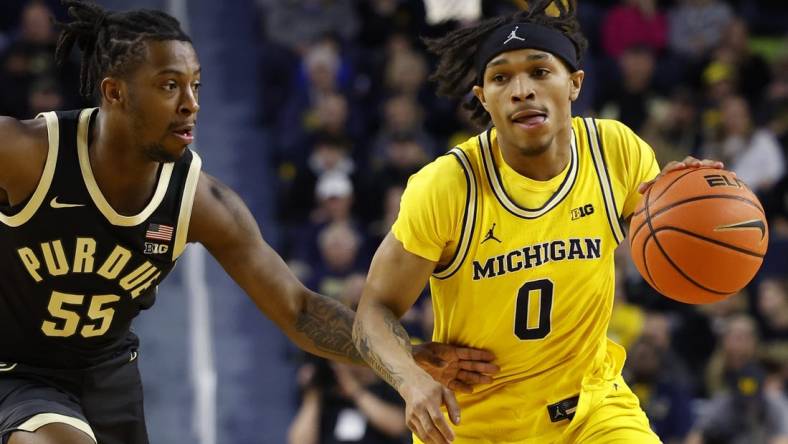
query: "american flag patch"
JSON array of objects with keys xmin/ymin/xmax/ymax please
[{"xmin": 146, "ymin": 223, "xmax": 174, "ymax": 242}]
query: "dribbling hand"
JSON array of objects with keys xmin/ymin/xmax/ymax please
[{"xmin": 638, "ymin": 156, "xmax": 725, "ymax": 194}]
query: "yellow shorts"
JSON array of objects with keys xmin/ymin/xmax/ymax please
[
  {"xmin": 560, "ymin": 375, "xmax": 661, "ymax": 443},
  {"xmin": 413, "ymin": 375, "xmax": 661, "ymax": 443}
]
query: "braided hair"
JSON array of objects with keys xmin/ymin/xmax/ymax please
[
  {"xmin": 424, "ymin": 0, "xmax": 587, "ymax": 126},
  {"xmin": 54, "ymin": 0, "xmax": 191, "ymax": 100}
]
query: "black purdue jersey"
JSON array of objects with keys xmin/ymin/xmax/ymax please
[{"xmin": 0, "ymin": 108, "xmax": 202, "ymax": 368}]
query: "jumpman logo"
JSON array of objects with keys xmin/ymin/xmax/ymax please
[
  {"xmin": 481, "ymin": 223, "xmax": 502, "ymax": 244},
  {"xmin": 504, "ymin": 26, "xmax": 526, "ymax": 45}
]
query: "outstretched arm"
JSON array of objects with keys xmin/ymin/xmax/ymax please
[
  {"xmin": 188, "ymin": 172, "xmax": 499, "ymax": 383},
  {"xmin": 189, "ymin": 173, "xmax": 363, "ymax": 363}
]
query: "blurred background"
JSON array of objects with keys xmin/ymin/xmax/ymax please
[{"xmin": 0, "ymin": 0, "xmax": 786, "ymax": 443}]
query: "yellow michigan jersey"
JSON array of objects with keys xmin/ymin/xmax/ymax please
[{"xmin": 392, "ymin": 117, "xmax": 660, "ymax": 443}]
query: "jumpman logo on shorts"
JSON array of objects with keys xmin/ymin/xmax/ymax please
[
  {"xmin": 481, "ymin": 223, "xmax": 502, "ymax": 244},
  {"xmin": 504, "ymin": 26, "xmax": 526, "ymax": 45}
]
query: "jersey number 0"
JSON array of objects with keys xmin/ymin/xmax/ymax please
[{"xmin": 514, "ymin": 279, "xmax": 553, "ymax": 340}]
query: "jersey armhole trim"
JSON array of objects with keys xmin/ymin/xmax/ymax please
[
  {"xmin": 433, "ymin": 148, "xmax": 477, "ymax": 280},
  {"xmin": 172, "ymin": 151, "xmax": 202, "ymax": 260},
  {"xmin": 0, "ymin": 112, "xmax": 59, "ymax": 227},
  {"xmin": 15, "ymin": 413, "xmax": 97, "ymax": 443},
  {"xmin": 584, "ymin": 118, "xmax": 625, "ymax": 244}
]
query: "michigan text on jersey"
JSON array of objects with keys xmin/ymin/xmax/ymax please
[{"xmin": 472, "ymin": 237, "xmax": 601, "ymax": 280}]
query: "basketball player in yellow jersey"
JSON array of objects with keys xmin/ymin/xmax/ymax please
[{"xmin": 352, "ymin": 1, "xmax": 723, "ymax": 443}]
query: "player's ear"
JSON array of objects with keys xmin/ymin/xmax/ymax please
[
  {"xmin": 569, "ymin": 70, "xmax": 584, "ymax": 102},
  {"xmin": 472, "ymin": 85, "xmax": 490, "ymax": 112},
  {"xmin": 99, "ymin": 77, "xmax": 125, "ymax": 107}
]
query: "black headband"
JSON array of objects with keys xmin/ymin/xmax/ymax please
[{"xmin": 475, "ymin": 22, "xmax": 578, "ymax": 84}]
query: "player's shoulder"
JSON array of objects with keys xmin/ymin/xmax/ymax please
[
  {"xmin": 0, "ymin": 115, "xmax": 50, "ymax": 192},
  {"xmin": 578, "ymin": 117, "xmax": 652, "ymax": 165},
  {"xmin": 408, "ymin": 148, "xmax": 469, "ymax": 191},
  {"xmin": 0, "ymin": 115, "xmax": 48, "ymax": 147},
  {"xmin": 584, "ymin": 118, "xmax": 639, "ymax": 147}
]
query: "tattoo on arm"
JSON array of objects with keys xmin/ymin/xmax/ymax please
[
  {"xmin": 353, "ymin": 306, "xmax": 411, "ymax": 390},
  {"xmin": 295, "ymin": 294, "xmax": 364, "ymax": 364}
]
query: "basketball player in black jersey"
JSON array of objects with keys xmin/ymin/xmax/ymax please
[{"xmin": 0, "ymin": 2, "xmax": 498, "ymax": 443}]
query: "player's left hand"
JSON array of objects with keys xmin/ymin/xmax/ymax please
[
  {"xmin": 412, "ymin": 342, "xmax": 499, "ymax": 394},
  {"xmin": 638, "ymin": 156, "xmax": 724, "ymax": 194}
]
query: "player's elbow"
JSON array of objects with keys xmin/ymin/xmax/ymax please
[{"xmin": 351, "ymin": 298, "xmax": 373, "ymax": 348}]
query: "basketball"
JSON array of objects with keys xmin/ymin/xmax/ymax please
[{"xmin": 629, "ymin": 168, "xmax": 769, "ymax": 304}]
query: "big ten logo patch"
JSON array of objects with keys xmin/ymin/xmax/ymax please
[
  {"xmin": 144, "ymin": 242, "xmax": 169, "ymax": 255},
  {"xmin": 571, "ymin": 204, "xmax": 594, "ymax": 221}
]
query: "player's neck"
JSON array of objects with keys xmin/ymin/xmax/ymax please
[
  {"xmin": 88, "ymin": 111, "xmax": 163, "ymax": 215},
  {"xmin": 497, "ymin": 125, "xmax": 572, "ymax": 181}
]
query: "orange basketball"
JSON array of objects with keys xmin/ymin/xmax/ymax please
[{"xmin": 629, "ymin": 168, "xmax": 769, "ymax": 304}]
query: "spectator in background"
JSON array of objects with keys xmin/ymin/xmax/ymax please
[
  {"xmin": 767, "ymin": 54, "xmax": 788, "ymax": 114},
  {"xmin": 595, "ymin": 45, "xmax": 661, "ymax": 132},
  {"xmin": 360, "ymin": 132, "xmax": 429, "ymax": 225},
  {"xmin": 383, "ymin": 41, "xmax": 428, "ymax": 98},
  {"xmin": 668, "ymin": 0, "xmax": 732, "ymax": 61},
  {"xmin": 312, "ymin": 173, "xmax": 357, "ymax": 226},
  {"xmin": 259, "ymin": 0, "xmax": 358, "ymax": 54},
  {"xmin": 764, "ymin": 172, "xmax": 788, "ymax": 238},
  {"xmin": 686, "ymin": 362, "xmax": 788, "ymax": 444},
  {"xmin": 367, "ymin": 184, "xmax": 404, "ymax": 242},
  {"xmin": 703, "ymin": 95, "xmax": 785, "ymax": 194},
  {"xmin": 371, "ymin": 94, "xmax": 436, "ymax": 165},
  {"xmin": 27, "ymin": 75, "xmax": 64, "ymax": 115},
  {"xmin": 705, "ymin": 314, "xmax": 761, "ymax": 396},
  {"xmin": 601, "ymin": 0, "xmax": 667, "ymax": 59},
  {"xmin": 355, "ymin": 0, "xmax": 424, "ymax": 50},
  {"xmin": 307, "ymin": 221, "xmax": 366, "ymax": 300},
  {"xmin": 282, "ymin": 134, "xmax": 356, "ymax": 223},
  {"xmin": 758, "ymin": 280, "xmax": 788, "ymax": 342},
  {"xmin": 278, "ymin": 38, "xmax": 364, "ymax": 163},
  {"xmin": 288, "ymin": 357, "xmax": 407, "ymax": 444},
  {"xmin": 700, "ymin": 59, "xmax": 738, "ymax": 115},
  {"xmin": 641, "ymin": 87, "xmax": 703, "ymax": 165},
  {"xmin": 638, "ymin": 312, "xmax": 692, "ymax": 387},
  {"xmin": 289, "ymin": 173, "xmax": 363, "ymax": 284},
  {"xmin": 608, "ymin": 249, "xmax": 645, "ymax": 351},
  {"xmin": 0, "ymin": 0, "xmax": 79, "ymax": 117},
  {"xmin": 757, "ymin": 280, "xmax": 788, "ymax": 383},
  {"xmin": 625, "ymin": 337, "xmax": 693, "ymax": 444},
  {"xmin": 762, "ymin": 55, "xmax": 788, "ymax": 237},
  {"xmin": 712, "ymin": 18, "xmax": 772, "ymax": 109}
]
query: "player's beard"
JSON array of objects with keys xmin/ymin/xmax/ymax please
[
  {"xmin": 143, "ymin": 143, "xmax": 179, "ymax": 163},
  {"xmin": 127, "ymin": 93, "xmax": 180, "ymax": 163}
]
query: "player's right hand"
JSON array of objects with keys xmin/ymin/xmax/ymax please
[{"xmin": 400, "ymin": 372, "xmax": 460, "ymax": 444}]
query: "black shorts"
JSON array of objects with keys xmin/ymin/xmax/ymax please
[{"xmin": 0, "ymin": 349, "xmax": 148, "ymax": 444}]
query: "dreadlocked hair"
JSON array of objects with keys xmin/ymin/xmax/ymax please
[
  {"xmin": 424, "ymin": 0, "xmax": 587, "ymax": 126},
  {"xmin": 54, "ymin": 0, "xmax": 191, "ymax": 99}
]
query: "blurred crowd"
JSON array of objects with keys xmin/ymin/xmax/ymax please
[{"xmin": 2, "ymin": 0, "xmax": 787, "ymax": 443}]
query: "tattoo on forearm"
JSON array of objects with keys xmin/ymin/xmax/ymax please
[
  {"xmin": 295, "ymin": 294, "xmax": 364, "ymax": 363},
  {"xmin": 353, "ymin": 307, "xmax": 411, "ymax": 390}
]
